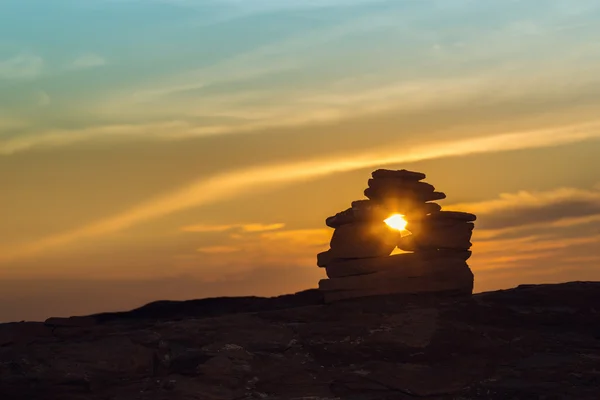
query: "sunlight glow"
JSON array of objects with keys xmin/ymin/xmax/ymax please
[{"xmin": 384, "ymin": 214, "xmax": 408, "ymax": 231}]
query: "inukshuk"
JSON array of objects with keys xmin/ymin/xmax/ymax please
[{"xmin": 317, "ymin": 169, "xmax": 476, "ymax": 303}]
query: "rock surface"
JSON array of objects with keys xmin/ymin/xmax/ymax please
[
  {"xmin": 324, "ymin": 252, "xmax": 473, "ymax": 278},
  {"xmin": 364, "ymin": 187, "xmax": 447, "ymax": 203},
  {"xmin": 319, "ymin": 169, "xmax": 476, "ymax": 300},
  {"xmin": 399, "ymin": 223, "xmax": 474, "ymax": 251},
  {"xmin": 367, "ymin": 178, "xmax": 436, "ymax": 193},
  {"xmin": 320, "ymin": 258, "xmax": 474, "ymax": 303},
  {"xmin": 349, "ymin": 199, "xmax": 442, "ymax": 216},
  {"xmin": 1, "ymin": 282, "xmax": 600, "ymax": 399},
  {"xmin": 371, "ymin": 169, "xmax": 426, "ymax": 181},
  {"xmin": 328, "ymin": 221, "xmax": 399, "ymax": 259}
]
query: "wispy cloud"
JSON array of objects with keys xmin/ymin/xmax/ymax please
[
  {"xmin": 180, "ymin": 224, "xmax": 235, "ymax": 233},
  {"xmin": 153, "ymin": 0, "xmax": 388, "ymax": 17},
  {"xmin": 3, "ymin": 66, "xmax": 600, "ymax": 155},
  {"xmin": 2, "ymin": 120, "xmax": 600, "ymax": 263},
  {"xmin": 2, "ymin": 0, "xmax": 600, "ymax": 156},
  {"xmin": 69, "ymin": 53, "xmax": 108, "ymax": 70},
  {"xmin": 123, "ymin": 6, "xmax": 408, "ymax": 102},
  {"xmin": 242, "ymin": 223, "xmax": 286, "ymax": 232},
  {"xmin": 0, "ymin": 121, "xmax": 188, "ymax": 155},
  {"xmin": 2, "ymin": 0, "xmax": 598, "ymax": 156},
  {"xmin": 0, "ymin": 116, "xmax": 28, "ymax": 133},
  {"xmin": 196, "ymin": 245, "xmax": 240, "ymax": 254},
  {"xmin": 0, "ymin": 53, "xmax": 44, "ymax": 80},
  {"xmin": 207, "ymin": 0, "xmax": 386, "ymax": 9},
  {"xmin": 470, "ymin": 232, "xmax": 600, "ymax": 293},
  {"xmin": 259, "ymin": 228, "xmax": 330, "ymax": 247},
  {"xmin": 441, "ymin": 185, "xmax": 600, "ymax": 291},
  {"xmin": 36, "ymin": 91, "xmax": 51, "ymax": 107},
  {"xmin": 447, "ymin": 187, "xmax": 600, "ymax": 230},
  {"xmin": 181, "ymin": 222, "xmax": 285, "ymax": 233}
]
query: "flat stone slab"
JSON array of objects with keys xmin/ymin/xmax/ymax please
[
  {"xmin": 371, "ymin": 169, "xmax": 426, "ymax": 181},
  {"xmin": 328, "ymin": 221, "xmax": 399, "ymax": 259},
  {"xmin": 365, "ymin": 187, "xmax": 446, "ymax": 202},
  {"xmin": 427, "ymin": 211, "xmax": 477, "ymax": 222},
  {"xmin": 317, "ymin": 249, "xmax": 353, "ymax": 268},
  {"xmin": 325, "ymin": 250, "xmax": 473, "ymax": 278},
  {"xmin": 326, "ymin": 201, "xmax": 444, "ymax": 228},
  {"xmin": 322, "ymin": 282, "xmax": 473, "ymax": 303},
  {"xmin": 399, "ymin": 223, "xmax": 474, "ymax": 251},
  {"xmin": 351, "ymin": 199, "xmax": 442, "ymax": 217},
  {"xmin": 325, "ymin": 205, "xmax": 389, "ymax": 228},
  {"xmin": 320, "ymin": 258, "xmax": 473, "ymax": 292},
  {"xmin": 367, "ymin": 178, "xmax": 436, "ymax": 193}
]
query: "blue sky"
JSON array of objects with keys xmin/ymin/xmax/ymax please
[
  {"xmin": 2, "ymin": 0, "xmax": 600, "ymax": 321},
  {"xmin": 2, "ymin": 0, "xmax": 600, "ymax": 151}
]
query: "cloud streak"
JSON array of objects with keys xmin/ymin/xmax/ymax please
[
  {"xmin": 0, "ymin": 53, "xmax": 44, "ymax": 80},
  {"xmin": 441, "ymin": 186, "xmax": 600, "ymax": 290},
  {"xmin": 196, "ymin": 245, "xmax": 240, "ymax": 254},
  {"xmin": 69, "ymin": 53, "xmax": 108, "ymax": 70},
  {"xmin": 448, "ymin": 187, "xmax": 600, "ymax": 230},
  {"xmin": 2, "ymin": 120, "xmax": 600, "ymax": 264},
  {"xmin": 125, "ymin": 5, "xmax": 406, "ymax": 102},
  {"xmin": 2, "ymin": 0, "xmax": 599, "ymax": 157},
  {"xmin": 3, "ymin": 68, "xmax": 600, "ymax": 155},
  {"xmin": 181, "ymin": 222, "xmax": 285, "ymax": 233}
]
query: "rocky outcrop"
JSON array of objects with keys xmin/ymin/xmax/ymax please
[
  {"xmin": 318, "ymin": 169, "xmax": 476, "ymax": 302},
  {"xmin": 1, "ymin": 282, "xmax": 599, "ymax": 399}
]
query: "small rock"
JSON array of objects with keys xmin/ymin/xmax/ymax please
[
  {"xmin": 365, "ymin": 187, "xmax": 446, "ymax": 202},
  {"xmin": 371, "ymin": 169, "xmax": 426, "ymax": 181},
  {"xmin": 162, "ymin": 379, "xmax": 176, "ymax": 390},
  {"xmin": 44, "ymin": 316, "xmax": 96, "ymax": 328}
]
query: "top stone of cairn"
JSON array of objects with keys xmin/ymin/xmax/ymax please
[{"xmin": 371, "ymin": 169, "xmax": 426, "ymax": 181}]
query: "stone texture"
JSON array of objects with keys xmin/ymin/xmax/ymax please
[
  {"xmin": 321, "ymin": 278, "xmax": 473, "ymax": 303},
  {"xmin": 399, "ymin": 223, "xmax": 474, "ymax": 251},
  {"xmin": 325, "ymin": 207, "xmax": 354, "ymax": 228},
  {"xmin": 0, "ymin": 322, "xmax": 53, "ymax": 347},
  {"xmin": 371, "ymin": 168, "xmax": 426, "ymax": 181},
  {"xmin": 428, "ymin": 210, "xmax": 477, "ymax": 222},
  {"xmin": 351, "ymin": 199, "xmax": 442, "ymax": 217},
  {"xmin": 319, "ymin": 258, "xmax": 472, "ymax": 292},
  {"xmin": 318, "ymin": 169, "xmax": 476, "ymax": 301},
  {"xmin": 328, "ymin": 221, "xmax": 399, "ymax": 259},
  {"xmin": 407, "ymin": 217, "xmax": 470, "ymax": 232},
  {"xmin": 2, "ymin": 282, "xmax": 599, "ymax": 400},
  {"xmin": 316, "ymin": 250, "xmax": 336, "ymax": 267},
  {"xmin": 364, "ymin": 187, "xmax": 446, "ymax": 202},
  {"xmin": 325, "ymin": 250, "xmax": 472, "ymax": 278},
  {"xmin": 45, "ymin": 316, "xmax": 97, "ymax": 328},
  {"xmin": 367, "ymin": 178, "xmax": 435, "ymax": 193},
  {"xmin": 317, "ymin": 249, "xmax": 362, "ymax": 268},
  {"xmin": 326, "ymin": 205, "xmax": 389, "ymax": 228},
  {"xmin": 326, "ymin": 201, "xmax": 445, "ymax": 228}
]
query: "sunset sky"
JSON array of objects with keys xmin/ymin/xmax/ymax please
[{"xmin": 2, "ymin": 0, "xmax": 600, "ymax": 322}]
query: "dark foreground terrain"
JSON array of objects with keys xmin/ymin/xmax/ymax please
[{"xmin": 1, "ymin": 282, "xmax": 600, "ymax": 399}]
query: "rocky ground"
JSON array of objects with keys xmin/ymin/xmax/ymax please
[{"xmin": 1, "ymin": 281, "xmax": 600, "ymax": 400}]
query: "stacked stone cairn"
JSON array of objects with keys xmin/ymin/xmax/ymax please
[{"xmin": 317, "ymin": 169, "xmax": 476, "ymax": 303}]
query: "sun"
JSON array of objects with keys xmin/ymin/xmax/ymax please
[{"xmin": 384, "ymin": 214, "xmax": 408, "ymax": 231}]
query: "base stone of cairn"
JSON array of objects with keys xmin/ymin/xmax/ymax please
[{"xmin": 317, "ymin": 169, "xmax": 476, "ymax": 303}]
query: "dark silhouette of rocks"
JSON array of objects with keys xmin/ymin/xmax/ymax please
[
  {"xmin": 318, "ymin": 169, "xmax": 476, "ymax": 302},
  {"xmin": 328, "ymin": 221, "xmax": 398, "ymax": 259},
  {"xmin": 1, "ymin": 282, "xmax": 600, "ymax": 399},
  {"xmin": 371, "ymin": 168, "xmax": 426, "ymax": 180}
]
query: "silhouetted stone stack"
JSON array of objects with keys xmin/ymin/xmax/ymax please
[{"xmin": 317, "ymin": 169, "xmax": 476, "ymax": 303}]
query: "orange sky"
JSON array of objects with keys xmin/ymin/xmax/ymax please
[{"xmin": 2, "ymin": 0, "xmax": 600, "ymax": 321}]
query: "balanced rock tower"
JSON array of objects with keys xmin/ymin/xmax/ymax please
[{"xmin": 317, "ymin": 169, "xmax": 476, "ymax": 303}]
